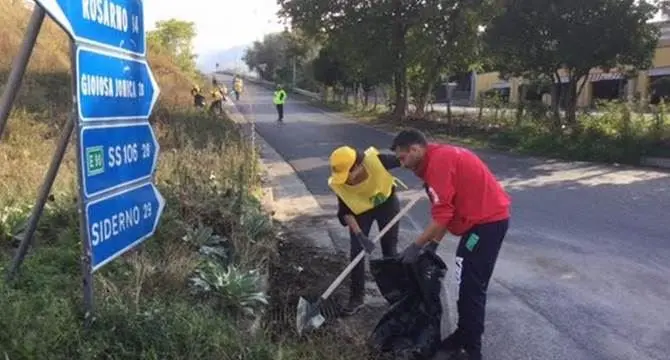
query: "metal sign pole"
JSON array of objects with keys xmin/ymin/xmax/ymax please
[
  {"xmin": 0, "ymin": 6, "xmax": 45, "ymax": 141},
  {"xmin": 70, "ymin": 42, "xmax": 94, "ymax": 322},
  {"xmin": 5, "ymin": 115, "xmax": 74, "ymax": 282}
]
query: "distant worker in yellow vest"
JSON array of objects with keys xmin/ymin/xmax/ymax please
[
  {"xmin": 273, "ymin": 84, "xmax": 287, "ymax": 122},
  {"xmin": 328, "ymin": 145, "xmax": 404, "ymax": 315},
  {"xmin": 209, "ymin": 88, "xmax": 224, "ymax": 114},
  {"xmin": 191, "ymin": 85, "xmax": 206, "ymax": 108},
  {"xmin": 233, "ymin": 78, "xmax": 243, "ymax": 101}
]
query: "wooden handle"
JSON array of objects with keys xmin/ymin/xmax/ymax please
[{"xmin": 320, "ymin": 194, "xmax": 423, "ymax": 300}]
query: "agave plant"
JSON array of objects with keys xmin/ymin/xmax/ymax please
[
  {"xmin": 189, "ymin": 261, "xmax": 268, "ymax": 317},
  {"xmin": 182, "ymin": 225, "xmax": 231, "ymax": 265},
  {"xmin": 239, "ymin": 206, "xmax": 273, "ymax": 242}
]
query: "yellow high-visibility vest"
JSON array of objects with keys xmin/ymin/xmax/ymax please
[
  {"xmin": 273, "ymin": 89, "xmax": 287, "ymax": 105},
  {"xmin": 328, "ymin": 147, "xmax": 396, "ymax": 215}
]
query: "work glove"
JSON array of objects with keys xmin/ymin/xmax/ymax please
[
  {"xmin": 355, "ymin": 232, "xmax": 376, "ymax": 254},
  {"xmin": 425, "ymin": 241, "xmax": 439, "ymax": 253},
  {"xmin": 400, "ymin": 242, "xmax": 423, "ymax": 264}
]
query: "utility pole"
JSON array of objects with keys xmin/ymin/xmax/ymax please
[{"xmin": 292, "ymin": 57, "xmax": 296, "ymax": 88}]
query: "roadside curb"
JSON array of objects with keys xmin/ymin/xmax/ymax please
[{"xmin": 222, "ymin": 99, "xmax": 340, "ymax": 254}]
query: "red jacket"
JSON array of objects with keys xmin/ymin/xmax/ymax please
[{"xmin": 416, "ymin": 143, "xmax": 511, "ymax": 236}]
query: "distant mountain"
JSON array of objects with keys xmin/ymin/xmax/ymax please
[{"xmin": 197, "ymin": 44, "xmax": 250, "ymax": 73}]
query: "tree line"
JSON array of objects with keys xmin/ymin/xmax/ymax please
[{"xmin": 242, "ymin": 0, "xmax": 670, "ymax": 125}]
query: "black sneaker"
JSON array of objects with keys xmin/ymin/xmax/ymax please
[{"xmin": 340, "ymin": 297, "xmax": 364, "ymax": 316}]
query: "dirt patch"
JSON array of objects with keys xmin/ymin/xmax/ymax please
[{"xmin": 265, "ymin": 227, "xmax": 390, "ymax": 359}]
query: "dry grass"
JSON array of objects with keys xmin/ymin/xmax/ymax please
[
  {"xmin": 0, "ymin": 2, "xmax": 275, "ymax": 358},
  {"xmin": 0, "ymin": 3, "xmax": 382, "ymax": 359}
]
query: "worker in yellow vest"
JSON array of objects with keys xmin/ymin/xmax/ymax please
[
  {"xmin": 191, "ymin": 85, "xmax": 206, "ymax": 108},
  {"xmin": 209, "ymin": 88, "xmax": 224, "ymax": 114},
  {"xmin": 328, "ymin": 145, "xmax": 405, "ymax": 315},
  {"xmin": 233, "ymin": 78, "xmax": 243, "ymax": 101},
  {"xmin": 273, "ymin": 84, "xmax": 287, "ymax": 122}
]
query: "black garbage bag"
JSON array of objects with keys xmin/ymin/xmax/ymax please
[{"xmin": 369, "ymin": 251, "xmax": 448, "ymax": 360}]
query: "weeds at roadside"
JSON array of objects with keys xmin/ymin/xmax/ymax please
[
  {"xmin": 316, "ymin": 96, "xmax": 670, "ymax": 165},
  {"xmin": 0, "ymin": 3, "xmax": 382, "ymax": 355},
  {"xmin": 0, "ymin": 106, "xmax": 278, "ymax": 357}
]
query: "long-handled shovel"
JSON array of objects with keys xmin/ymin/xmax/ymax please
[{"xmin": 296, "ymin": 193, "xmax": 424, "ymax": 335}]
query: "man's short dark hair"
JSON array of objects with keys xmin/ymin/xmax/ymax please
[
  {"xmin": 354, "ymin": 150, "xmax": 364, "ymax": 165},
  {"xmin": 390, "ymin": 128, "xmax": 428, "ymax": 151}
]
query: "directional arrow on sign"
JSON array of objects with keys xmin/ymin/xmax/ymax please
[
  {"xmin": 76, "ymin": 46, "xmax": 160, "ymax": 122},
  {"xmin": 34, "ymin": 0, "xmax": 146, "ymax": 56},
  {"xmin": 86, "ymin": 181, "xmax": 165, "ymax": 271},
  {"xmin": 80, "ymin": 122, "xmax": 160, "ymax": 198}
]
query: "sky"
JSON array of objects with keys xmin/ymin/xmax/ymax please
[{"xmin": 144, "ymin": 0, "xmax": 285, "ymax": 53}]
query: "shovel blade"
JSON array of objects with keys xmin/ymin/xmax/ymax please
[{"xmin": 296, "ymin": 296, "xmax": 326, "ymax": 335}]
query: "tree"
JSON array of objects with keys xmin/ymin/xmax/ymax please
[
  {"xmin": 279, "ymin": 0, "xmax": 495, "ymax": 119},
  {"xmin": 317, "ymin": 17, "xmax": 396, "ymax": 105},
  {"xmin": 278, "ymin": 0, "xmax": 420, "ymax": 118},
  {"xmin": 405, "ymin": 1, "xmax": 492, "ymax": 118},
  {"xmin": 242, "ymin": 31, "xmax": 319, "ymax": 86},
  {"xmin": 243, "ymin": 33, "xmax": 288, "ymax": 81},
  {"xmin": 484, "ymin": 0, "xmax": 660, "ymax": 126},
  {"xmin": 147, "ymin": 19, "xmax": 197, "ymax": 74}
]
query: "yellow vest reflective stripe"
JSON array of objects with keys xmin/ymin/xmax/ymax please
[
  {"xmin": 328, "ymin": 147, "xmax": 396, "ymax": 215},
  {"xmin": 274, "ymin": 90, "xmax": 286, "ymax": 104}
]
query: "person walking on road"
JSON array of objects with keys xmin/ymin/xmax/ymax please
[
  {"xmin": 328, "ymin": 145, "xmax": 405, "ymax": 315},
  {"xmin": 273, "ymin": 84, "xmax": 287, "ymax": 122},
  {"xmin": 390, "ymin": 129, "xmax": 511, "ymax": 360},
  {"xmin": 233, "ymin": 77, "xmax": 243, "ymax": 101}
]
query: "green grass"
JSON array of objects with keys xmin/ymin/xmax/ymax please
[
  {"xmin": 0, "ymin": 107, "xmax": 282, "ymax": 358},
  {"xmin": 0, "ymin": 5, "xmax": 384, "ymax": 356},
  {"xmin": 0, "ymin": 107, "xmax": 383, "ymax": 359}
]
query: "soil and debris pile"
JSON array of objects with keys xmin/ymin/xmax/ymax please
[{"xmin": 265, "ymin": 229, "xmax": 389, "ymax": 359}]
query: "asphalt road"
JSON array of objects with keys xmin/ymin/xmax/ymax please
[{"xmin": 220, "ymin": 75, "xmax": 670, "ymax": 360}]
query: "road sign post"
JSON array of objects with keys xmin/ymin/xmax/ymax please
[
  {"xmin": 3, "ymin": 0, "xmax": 163, "ymax": 324},
  {"xmin": 0, "ymin": 6, "xmax": 46, "ymax": 142},
  {"xmin": 79, "ymin": 123, "xmax": 160, "ymax": 197},
  {"xmin": 68, "ymin": 0, "xmax": 161, "ymax": 320},
  {"xmin": 85, "ymin": 182, "xmax": 164, "ymax": 271},
  {"xmin": 6, "ymin": 0, "xmax": 165, "ymax": 323},
  {"xmin": 6, "ymin": 115, "xmax": 74, "ymax": 282},
  {"xmin": 76, "ymin": 46, "xmax": 159, "ymax": 121},
  {"xmin": 34, "ymin": 0, "xmax": 146, "ymax": 56}
]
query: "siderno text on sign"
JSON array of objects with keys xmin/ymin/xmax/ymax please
[{"xmin": 89, "ymin": 200, "xmax": 153, "ymax": 246}]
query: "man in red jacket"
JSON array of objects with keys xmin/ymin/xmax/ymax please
[{"xmin": 390, "ymin": 129, "xmax": 511, "ymax": 360}]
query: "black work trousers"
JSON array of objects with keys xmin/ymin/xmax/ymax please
[
  {"xmin": 209, "ymin": 100, "xmax": 223, "ymax": 114},
  {"xmin": 349, "ymin": 194, "xmax": 400, "ymax": 300},
  {"xmin": 275, "ymin": 104, "xmax": 284, "ymax": 120},
  {"xmin": 451, "ymin": 218, "xmax": 509, "ymax": 358}
]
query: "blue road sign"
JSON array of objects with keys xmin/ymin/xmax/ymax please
[
  {"xmin": 76, "ymin": 46, "xmax": 159, "ymax": 121},
  {"xmin": 80, "ymin": 123, "xmax": 160, "ymax": 198},
  {"xmin": 34, "ymin": 0, "xmax": 146, "ymax": 55},
  {"xmin": 86, "ymin": 181, "xmax": 165, "ymax": 271}
]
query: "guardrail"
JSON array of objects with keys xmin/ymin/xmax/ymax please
[{"xmin": 216, "ymin": 71, "xmax": 321, "ymax": 100}]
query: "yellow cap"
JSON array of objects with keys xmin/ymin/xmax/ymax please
[{"xmin": 329, "ymin": 146, "xmax": 357, "ymax": 185}]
